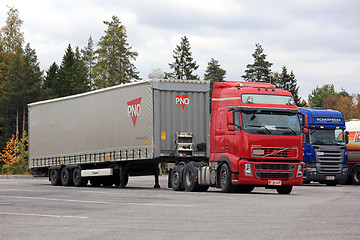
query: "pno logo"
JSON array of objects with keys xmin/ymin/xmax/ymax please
[
  {"xmin": 176, "ymin": 95, "xmax": 190, "ymax": 109},
  {"xmin": 127, "ymin": 97, "xmax": 142, "ymax": 127}
]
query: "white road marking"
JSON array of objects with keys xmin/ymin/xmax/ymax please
[
  {"xmin": 0, "ymin": 212, "xmax": 88, "ymax": 219},
  {"xmin": 0, "ymin": 195, "xmax": 195, "ymax": 207}
]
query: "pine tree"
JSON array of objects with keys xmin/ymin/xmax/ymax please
[
  {"xmin": 242, "ymin": 43, "xmax": 273, "ymax": 82},
  {"xmin": 42, "ymin": 62, "xmax": 59, "ymax": 99},
  {"xmin": 204, "ymin": 58, "xmax": 226, "ymax": 100},
  {"xmin": 56, "ymin": 44, "xmax": 74, "ymax": 97},
  {"xmin": 165, "ymin": 36, "xmax": 199, "ymax": 80},
  {"xmin": 82, "ymin": 36, "xmax": 96, "ymax": 88},
  {"xmin": 73, "ymin": 46, "xmax": 89, "ymax": 94},
  {"xmin": 275, "ymin": 67, "xmax": 303, "ymax": 106},
  {"xmin": 93, "ymin": 16, "xmax": 140, "ymax": 89}
]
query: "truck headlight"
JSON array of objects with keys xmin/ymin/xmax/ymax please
[
  {"xmin": 296, "ymin": 165, "xmax": 303, "ymax": 177},
  {"xmin": 306, "ymin": 167, "xmax": 317, "ymax": 172},
  {"xmin": 342, "ymin": 167, "xmax": 348, "ymax": 173},
  {"xmin": 245, "ymin": 163, "xmax": 252, "ymax": 176}
]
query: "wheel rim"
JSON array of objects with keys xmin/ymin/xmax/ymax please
[
  {"xmin": 51, "ymin": 170, "xmax": 56, "ymax": 182},
  {"xmin": 172, "ymin": 171, "xmax": 179, "ymax": 187},
  {"xmin": 74, "ymin": 170, "xmax": 80, "ymax": 183},
  {"xmin": 185, "ymin": 170, "xmax": 193, "ymax": 186},
  {"xmin": 355, "ymin": 170, "xmax": 360, "ymax": 182},
  {"xmin": 221, "ymin": 168, "xmax": 227, "ymax": 188}
]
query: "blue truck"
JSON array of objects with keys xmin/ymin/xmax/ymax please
[{"xmin": 299, "ymin": 107, "xmax": 348, "ymax": 185}]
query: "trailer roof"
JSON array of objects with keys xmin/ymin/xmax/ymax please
[{"xmin": 29, "ymin": 79, "xmax": 209, "ymax": 107}]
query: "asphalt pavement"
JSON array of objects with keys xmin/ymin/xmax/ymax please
[{"xmin": 0, "ymin": 176, "xmax": 359, "ymax": 240}]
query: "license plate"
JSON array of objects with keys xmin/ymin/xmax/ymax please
[
  {"xmin": 326, "ymin": 176, "xmax": 335, "ymax": 180},
  {"xmin": 268, "ymin": 180, "xmax": 282, "ymax": 186}
]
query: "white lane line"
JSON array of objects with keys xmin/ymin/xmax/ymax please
[
  {"xmin": 0, "ymin": 212, "xmax": 88, "ymax": 219},
  {"xmin": 0, "ymin": 195, "xmax": 195, "ymax": 207},
  {"xmin": 0, "ymin": 196, "xmax": 108, "ymax": 204}
]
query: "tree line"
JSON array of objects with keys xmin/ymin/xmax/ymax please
[{"xmin": 0, "ymin": 6, "xmax": 359, "ymax": 174}]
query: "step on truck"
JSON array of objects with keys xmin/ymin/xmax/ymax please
[
  {"xmin": 28, "ymin": 79, "xmax": 304, "ymax": 194},
  {"xmin": 345, "ymin": 119, "xmax": 360, "ymax": 184},
  {"xmin": 299, "ymin": 108, "xmax": 348, "ymax": 185}
]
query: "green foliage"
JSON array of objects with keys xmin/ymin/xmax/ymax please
[
  {"xmin": 204, "ymin": 58, "xmax": 226, "ymax": 106},
  {"xmin": 42, "ymin": 62, "xmax": 59, "ymax": 99},
  {"xmin": 0, "ymin": 133, "xmax": 29, "ymax": 175},
  {"xmin": 275, "ymin": 67, "xmax": 304, "ymax": 106},
  {"xmin": 81, "ymin": 36, "xmax": 96, "ymax": 88},
  {"xmin": 55, "ymin": 44, "xmax": 89, "ymax": 97},
  {"xmin": 93, "ymin": 16, "xmax": 140, "ymax": 89},
  {"xmin": 242, "ymin": 43, "xmax": 273, "ymax": 82},
  {"xmin": 166, "ymin": 36, "xmax": 199, "ymax": 80},
  {"xmin": 308, "ymin": 84, "xmax": 336, "ymax": 107}
]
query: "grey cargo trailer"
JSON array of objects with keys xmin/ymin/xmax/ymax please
[{"xmin": 28, "ymin": 79, "xmax": 210, "ymax": 187}]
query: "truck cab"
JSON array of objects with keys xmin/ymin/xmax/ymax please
[
  {"xmin": 299, "ymin": 108, "xmax": 348, "ymax": 185},
  {"xmin": 209, "ymin": 82, "xmax": 304, "ymax": 194}
]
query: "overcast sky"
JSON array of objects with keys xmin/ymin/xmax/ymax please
[{"xmin": 1, "ymin": 0, "xmax": 359, "ymax": 100}]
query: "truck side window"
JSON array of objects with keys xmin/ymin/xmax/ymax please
[{"xmin": 234, "ymin": 111, "xmax": 240, "ymax": 131}]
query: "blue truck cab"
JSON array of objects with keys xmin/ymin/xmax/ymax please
[{"xmin": 299, "ymin": 107, "xmax": 348, "ymax": 185}]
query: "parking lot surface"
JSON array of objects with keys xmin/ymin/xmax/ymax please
[{"xmin": 0, "ymin": 176, "xmax": 359, "ymax": 240}]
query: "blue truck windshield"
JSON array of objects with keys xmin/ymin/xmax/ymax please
[
  {"xmin": 239, "ymin": 111, "xmax": 301, "ymax": 135},
  {"xmin": 309, "ymin": 129, "xmax": 346, "ymax": 145}
]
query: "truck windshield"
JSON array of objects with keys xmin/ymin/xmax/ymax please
[
  {"xmin": 309, "ymin": 129, "xmax": 346, "ymax": 145},
  {"xmin": 240, "ymin": 110, "xmax": 301, "ymax": 135}
]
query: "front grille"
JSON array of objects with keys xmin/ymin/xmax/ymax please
[
  {"xmin": 256, "ymin": 172, "xmax": 294, "ymax": 179},
  {"xmin": 255, "ymin": 164, "xmax": 295, "ymax": 171},
  {"xmin": 251, "ymin": 146, "xmax": 298, "ymax": 158},
  {"xmin": 315, "ymin": 146, "xmax": 344, "ymax": 174}
]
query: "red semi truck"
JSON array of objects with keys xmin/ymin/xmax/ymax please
[
  {"xmin": 29, "ymin": 80, "xmax": 304, "ymax": 194},
  {"xmin": 169, "ymin": 81, "xmax": 304, "ymax": 194}
]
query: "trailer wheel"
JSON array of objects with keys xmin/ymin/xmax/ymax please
[
  {"xmin": 219, "ymin": 164, "xmax": 235, "ymax": 193},
  {"xmin": 114, "ymin": 174, "xmax": 129, "ymax": 187},
  {"xmin": 276, "ymin": 185, "xmax": 293, "ymax": 194},
  {"xmin": 50, "ymin": 169, "xmax": 61, "ymax": 186},
  {"xmin": 183, "ymin": 162, "xmax": 200, "ymax": 192},
  {"xmin": 352, "ymin": 166, "xmax": 360, "ymax": 185},
  {"xmin": 170, "ymin": 165, "xmax": 184, "ymax": 191},
  {"xmin": 60, "ymin": 168, "xmax": 73, "ymax": 186},
  {"xmin": 73, "ymin": 168, "xmax": 88, "ymax": 187}
]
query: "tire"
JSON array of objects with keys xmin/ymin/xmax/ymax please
[
  {"xmin": 276, "ymin": 185, "xmax": 293, "ymax": 194},
  {"xmin": 114, "ymin": 173, "xmax": 129, "ymax": 187},
  {"xmin": 183, "ymin": 162, "xmax": 200, "ymax": 192},
  {"xmin": 219, "ymin": 164, "xmax": 235, "ymax": 193},
  {"xmin": 170, "ymin": 165, "xmax": 184, "ymax": 191},
  {"xmin": 236, "ymin": 185, "xmax": 254, "ymax": 193},
  {"xmin": 60, "ymin": 168, "xmax": 73, "ymax": 186},
  {"xmin": 352, "ymin": 166, "xmax": 360, "ymax": 185},
  {"xmin": 49, "ymin": 169, "xmax": 61, "ymax": 186},
  {"xmin": 72, "ymin": 168, "xmax": 88, "ymax": 187}
]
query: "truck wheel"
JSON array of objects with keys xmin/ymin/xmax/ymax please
[
  {"xmin": 60, "ymin": 168, "xmax": 73, "ymax": 186},
  {"xmin": 183, "ymin": 162, "xmax": 200, "ymax": 192},
  {"xmin": 219, "ymin": 164, "xmax": 235, "ymax": 193},
  {"xmin": 352, "ymin": 166, "xmax": 360, "ymax": 185},
  {"xmin": 276, "ymin": 185, "xmax": 293, "ymax": 194},
  {"xmin": 114, "ymin": 173, "xmax": 129, "ymax": 187},
  {"xmin": 50, "ymin": 169, "xmax": 61, "ymax": 186},
  {"xmin": 170, "ymin": 165, "xmax": 184, "ymax": 191},
  {"xmin": 73, "ymin": 168, "xmax": 87, "ymax": 187}
]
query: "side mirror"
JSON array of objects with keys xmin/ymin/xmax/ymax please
[
  {"xmin": 227, "ymin": 111, "xmax": 235, "ymax": 131},
  {"xmin": 303, "ymin": 114, "xmax": 308, "ymax": 128},
  {"xmin": 303, "ymin": 128, "xmax": 308, "ymax": 134},
  {"xmin": 345, "ymin": 131, "xmax": 349, "ymax": 144}
]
